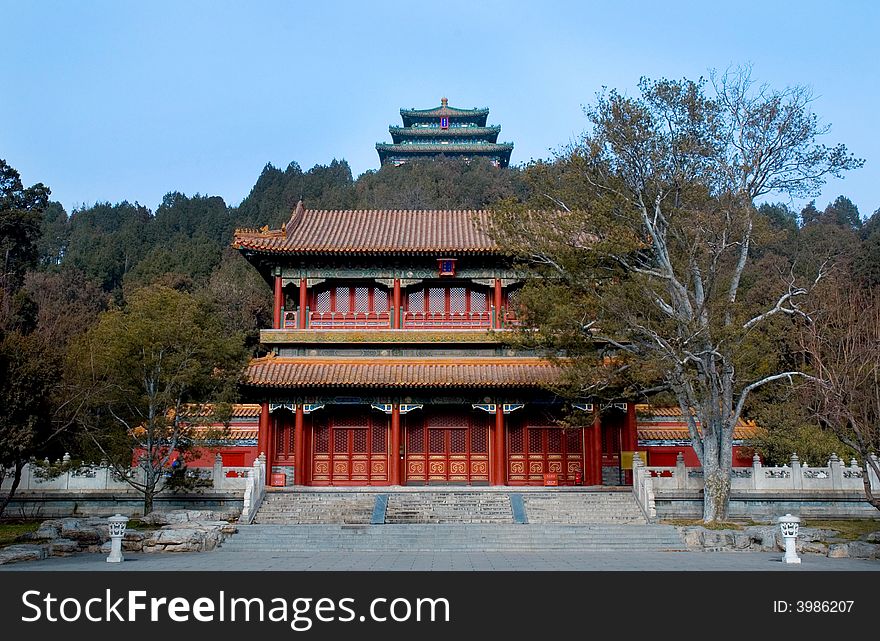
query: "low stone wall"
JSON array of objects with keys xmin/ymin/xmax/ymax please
[
  {"xmin": 4, "ymin": 490, "xmax": 244, "ymax": 519},
  {"xmin": 655, "ymin": 490, "xmax": 878, "ymax": 519}
]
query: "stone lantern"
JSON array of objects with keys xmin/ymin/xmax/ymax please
[
  {"xmin": 106, "ymin": 514, "xmax": 129, "ymax": 563},
  {"xmin": 777, "ymin": 513, "xmax": 801, "ymax": 564}
]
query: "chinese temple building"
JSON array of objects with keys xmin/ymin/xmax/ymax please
[
  {"xmin": 229, "ymin": 204, "xmax": 757, "ymax": 487},
  {"xmin": 376, "ymin": 98, "xmax": 514, "ymax": 168}
]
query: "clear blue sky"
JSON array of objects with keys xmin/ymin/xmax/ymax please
[{"xmin": 2, "ymin": 1, "xmax": 878, "ymax": 218}]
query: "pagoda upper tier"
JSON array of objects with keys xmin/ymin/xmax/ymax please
[{"xmin": 377, "ymin": 98, "xmax": 513, "ymax": 168}]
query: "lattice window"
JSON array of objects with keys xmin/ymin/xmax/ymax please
[
  {"xmin": 407, "ymin": 426, "xmax": 424, "ymax": 453},
  {"xmin": 334, "ymin": 431, "xmax": 349, "ymax": 453},
  {"xmin": 275, "ymin": 419, "xmax": 285, "ymax": 455},
  {"xmin": 427, "ymin": 413, "xmax": 468, "ymax": 428},
  {"xmin": 508, "ymin": 426, "xmax": 524, "ymax": 454},
  {"xmin": 449, "ymin": 429, "xmax": 466, "ymax": 453},
  {"xmin": 450, "ymin": 287, "xmax": 466, "ymax": 313},
  {"xmin": 374, "ymin": 289, "xmax": 389, "ymax": 312},
  {"xmin": 471, "ymin": 424, "xmax": 488, "ymax": 453},
  {"xmin": 428, "ymin": 287, "xmax": 445, "ymax": 312},
  {"xmin": 314, "ymin": 424, "xmax": 329, "ymax": 453},
  {"xmin": 315, "ymin": 289, "xmax": 331, "ymax": 313},
  {"xmin": 470, "ymin": 289, "xmax": 487, "ymax": 311},
  {"xmin": 372, "ymin": 423, "xmax": 386, "ymax": 453},
  {"xmin": 528, "ymin": 429, "xmax": 542, "ymax": 454},
  {"xmin": 334, "ymin": 413, "xmax": 368, "ymax": 428},
  {"xmin": 566, "ymin": 429, "xmax": 581, "ymax": 453},
  {"xmin": 506, "ymin": 288, "xmax": 521, "ymax": 311},
  {"xmin": 548, "ymin": 429, "xmax": 562, "ymax": 454},
  {"xmin": 335, "ymin": 287, "xmax": 350, "ymax": 312},
  {"xmin": 352, "ymin": 429, "xmax": 368, "ymax": 453},
  {"xmin": 429, "ymin": 430, "xmax": 445, "ymax": 453},
  {"xmin": 354, "ymin": 287, "xmax": 369, "ymax": 312},
  {"xmin": 408, "ymin": 289, "xmax": 424, "ymax": 311}
]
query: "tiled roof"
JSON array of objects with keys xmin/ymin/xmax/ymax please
[
  {"xmin": 635, "ymin": 404, "xmax": 760, "ymax": 440},
  {"xmin": 233, "ymin": 207, "xmax": 501, "ymax": 256},
  {"xmin": 243, "ymin": 356, "xmax": 560, "ymax": 389},
  {"xmin": 183, "ymin": 403, "xmax": 261, "ymax": 419}
]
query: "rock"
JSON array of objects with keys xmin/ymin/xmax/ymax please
[
  {"xmin": 798, "ymin": 527, "xmax": 840, "ymax": 543},
  {"xmin": 744, "ymin": 526, "xmax": 779, "ymax": 551},
  {"xmin": 827, "ymin": 543, "xmax": 849, "ymax": 558},
  {"xmin": 843, "ymin": 541, "xmax": 880, "ymax": 559},
  {"xmin": 49, "ymin": 538, "xmax": 80, "ymax": 556},
  {"xmin": 701, "ymin": 529, "xmax": 735, "ymax": 550},
  {"xmin": 679, "ymin": 527, "xmax": 704, "ymax": 549},
  {"xmin": 0, "ymin": 544, "xmax": 48, "ymax": 565},
  {"xmin": 28, "ymin": 525, "xmax": 61, "ymax": 541},
  {"xmin": 140, "ymin": 521, "xmax": 227, "ymax": 552},
  {"xmin": 799, "ymin": 542, "xmax": 828, "ymax": 555},
  {"xmin": 122, "ymin": 539, "xmax": 144, "ymax": 552},
  {"xmin": 60, "ymin": 519, "xmax": 102, "ymax": 544},
  {"xmin": 861, "ymin": 531, "xmax": 880, "ymax": 543}
]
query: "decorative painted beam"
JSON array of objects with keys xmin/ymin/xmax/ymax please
[
  {"xmin": 502, "ymin": 403, "xmax": 525, "ymax": 414},
  {"xmin": 572, "ymin": 403, "xmax": 594, "ymax": 412},
  {"xmin": 371, "ymin": 403, "xmax": 394, "ymax": 414},
  {"xmin": 302, "ymin": 403, "xmax": 325, "ymax": 414},
  {"xmin": 399, "ymin": 404, "xmax": 424, "ymax": 414},
  {"xmin": 268, "ymin": 403, "xmax": 295, "ymax": 413},
  {"xmin": 472, "ymin": 403, "xmax": 497, "ymax": 413}
]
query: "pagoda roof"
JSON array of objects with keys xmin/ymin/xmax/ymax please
[
  {"xmin": 232, "ymin": 205, "xmax": 502, "ymax": 256},
  {"xmin": 376, "ymin": 142, "xmax": 512, "ymax": 154},
  {"xmin": 243, "ymin": 356, "xmax": 560, "ymax": 389},
  {"xmin": 401, "ymin": 99, "xmax": 489, "ymax": 127},
  {"xmin": 389, "ymin": 125, "xmax": 501, "ymax": 143}
]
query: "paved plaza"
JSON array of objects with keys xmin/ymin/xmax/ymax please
[{"xmin": 2, "ymin": 548, "xmax": 878, "ymax": 571}]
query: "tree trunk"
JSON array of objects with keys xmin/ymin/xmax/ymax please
[
  {"xmin": 0, "ymin": 459, "xmax": 25, "ymax": 518},
  {"xmin": 143, "ymin": 490, "xmax": 154, "ymax": 517},
  {"xmin": 702, "ymin": 466, "xmax": 731, "ymax": 522},
  {"xmin": 861, "ymin": 456, "xmax": 880, "ymax": 511}
]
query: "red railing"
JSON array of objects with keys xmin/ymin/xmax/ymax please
[
  {"xmin": 402, "ymin": 311, "xmax": 491, "ymax": 329},
  {"xmin": 308, "ymin": 311, "xmax": 392, "ymax": 329}
]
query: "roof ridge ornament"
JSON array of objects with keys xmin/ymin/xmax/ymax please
[{"xmin": 285, "ymin": 199, "xmax": 305, "ymax": 237}]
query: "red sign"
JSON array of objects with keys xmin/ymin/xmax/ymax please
[{"xmin": 543, "ymin": 472, "xmax": 559, "ymax": 486}]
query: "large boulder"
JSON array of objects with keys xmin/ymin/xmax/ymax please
[
  {"xmin": 141, "ymin": 521, "xmax": 228, "ymax": 553},
  {"xmin": 0, "ymin": 544, "xmax": 48, "ymax": 565}
]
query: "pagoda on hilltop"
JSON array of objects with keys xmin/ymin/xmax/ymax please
[{"xmin": 376, "ymin": 98, "xmax": 514, "ymax": 168}]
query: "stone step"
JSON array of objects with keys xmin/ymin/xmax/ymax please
[{"xmin": 220, "ymin": 524, "xmax": 685, "ymax": 552}]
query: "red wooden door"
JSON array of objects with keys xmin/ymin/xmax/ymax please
[
  {"xmin": 507, "ymin": 424, "xmax": 584, "ymax": 485},
  {"xmin": 404, "ymin": 412, "xmax": 490, "ymax": 484},
  {"xmin": 311, "ymin": 410, "xmax": 388, "ymax": 485}
]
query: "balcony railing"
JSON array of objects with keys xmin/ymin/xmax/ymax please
[
  {"xmin": 402, "ymin": 311, "xmax": 491, "ymax": 329},
  {"xmin": 309, "ymin": 311, "xmax": 392, "ymax": 329}
]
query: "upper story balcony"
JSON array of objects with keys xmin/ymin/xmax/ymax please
[{"xmin": 276, "ymin": 282, "xmax": 520, "ymax": 331}]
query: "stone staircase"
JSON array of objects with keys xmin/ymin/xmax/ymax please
[
  {"xmin": 220, "ymin": 523, "xmax": 685, "ymax": 552},
  {"xmin": 384, "ymin": 492, "xmax": 512, "ymax": 524},
  {"xmin": 522, "ymin": 491, "xmax": 646, "ymax": 524},
  {"xmin": 232, "ymin": 488, "xmax": 683, "ymax": 552},
  {"xmin": 253, "ymin": 491, "xmax": 376, "ymax": 524}
]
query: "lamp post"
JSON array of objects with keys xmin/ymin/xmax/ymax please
[
  {"xmin": 778, "ymin": 513, "xmax": 801, "ymax": 564},
  {"xmin": 106, "ymin": 514, "xmax": 128, "ymax": 563}
]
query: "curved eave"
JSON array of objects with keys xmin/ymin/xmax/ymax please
[
  {"xmin": 234, "ymin": 243, "xmax": 504, "ymax": 257},
  {"xmin": 389, "ymin": 126, "xmax": 501, "ymax": 143}
]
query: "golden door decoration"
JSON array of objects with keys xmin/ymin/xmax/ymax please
[
  {"xmin": 311, "ymin": 410, "xmax": 389, "ymax": 485},
  {"xmin": 507, "ymin": 421, "xmax": 584, "ymax": 486},
  {"xmin": 404, "ymin": 411, "xmax": 490, "ymax": 484}
]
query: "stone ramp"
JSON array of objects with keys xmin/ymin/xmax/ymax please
[
  {"xmin": 522, "ymin": 491, "xmax": 647, "ymax": 524},
  {"xmin": 384, "ymin": 492, "xmax": 512, "ymax": 524},
  {"xmin": 220, "ymin": 523, "xmax": 685, "ymax": 552}
]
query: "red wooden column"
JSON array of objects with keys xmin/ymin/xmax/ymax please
[
  {"xmin": 392, "ymin": 279, "xmax": 402, "ymax": 329},
  {"xmin": 293, "ymin": 405, "xmax": 305, "ymax": 485},
  {"xmin": 493, "ymin": 278, "xmax": 503, "ymax": 329},
  {"xmin": 625, "ymin": 402, "xmax": 637, "ymax": 484},
  {"xmin": 298, "ymin": 278, "xmax": 308, "ymax": 329},
  {"xmin": 273, "ymin": 275, "xmax": 283, "ymax": 329},
  {"xmin": 592, "ymin": 413, "xmax": 603, "ymax": 486},
  {"xmin": 390, "ymin": 405, "xmax": 401, "ymax": 485},
  {"xmin": 493, "ymin": 405, "xmax": 506, "ymax": 485},
  {"xmin": 265, "ymin": 411, "xmax": 275, "ymax": 484},
  {"xmin": 258, "ymin": 402, "xmax": 270, "ymax": 484}
]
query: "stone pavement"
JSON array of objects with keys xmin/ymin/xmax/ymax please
[{"xmin": 2, "ymin": 548, "xmax": 878, "ymax": 571}]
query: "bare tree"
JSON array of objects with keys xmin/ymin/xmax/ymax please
[
  {"xmin": 493, "ymin": 67, "xmax": 862, "ymax": 521},
  {"xmin": 799, "ymin": 281, "xmax": 880, "ymax": 510}
]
